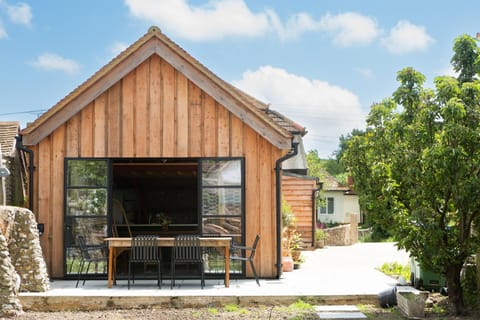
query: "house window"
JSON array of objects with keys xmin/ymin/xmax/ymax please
[{"xmin": 319, "ymin": 197, "xmax": 334, "ymax": 214}]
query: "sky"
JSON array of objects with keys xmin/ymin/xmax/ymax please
[{"xmin": 0, "ymin": 0, "xmax": 479, "ymax": 158}]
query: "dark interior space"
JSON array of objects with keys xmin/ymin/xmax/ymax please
[
  {"xmin": 111, "ymin": 159, "xmax": 202, "ymax": 277},
  {"xmin": 112, "ymin": 159, "xmax": 199, "ymax": 235}
]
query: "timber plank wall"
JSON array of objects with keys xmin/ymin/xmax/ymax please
[
  {"xmin": 282, "ymin": 175, "xmax": 317, "ymax": 247},
  {"xmin": 30, "ymin": 56, "xmax": 283, "ymax": 278}
]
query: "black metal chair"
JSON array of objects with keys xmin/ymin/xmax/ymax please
[
  {"xmin": 76, "ymin": 235, "xmax": 108, "ymax": 288},
  {"xmin": 230, "ymin": 234, "xmax": 261, "ymax": 286},
  {"xmin": 128, "ymin": 235, "xmax": 162, "ymax": 289},
  {"xmin": 171, "ymin": 234, "xmax": 205, "ymax": 289}
]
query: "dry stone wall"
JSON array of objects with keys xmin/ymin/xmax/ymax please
[
  {"xmin": 324, "ymin": 214, "xmax": 358, "ymax": 246},
  {"xmin": 0, "ymin": 233, "xmax": 22, "ymax": 316},
  {"xmin": 0, "ymin": 206, "xmax": 50, "ymax": 316}
]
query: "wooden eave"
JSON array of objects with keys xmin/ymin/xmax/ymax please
[{"xmin": 21, "ymin": 27, "xmax": 293, "ymax": 149}]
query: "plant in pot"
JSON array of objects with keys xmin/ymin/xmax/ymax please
[
  {"xmin": 289, "ymin": 231, "xmax": 303, "ymax": 262},
  {"xmin": 281, "ymin": 199, "xmax": 296, "ymax": 257},
  {"xmin": 315, "ymin": 228, "xmax": 327, "ymax": 248},
  {"xmin": 293, "ymin": 253, "xmax": 305, "ymax": 269}
]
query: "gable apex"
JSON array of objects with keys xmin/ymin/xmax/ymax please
[{"xmin": 21, "ymin": 27, "xmax": 302, "ymax": 149}]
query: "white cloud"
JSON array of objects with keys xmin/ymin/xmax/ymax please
[
  {"xmin": 1, "ymin": 0, "xmax": 32, "ymax": 26},
  {"xmin": 232, "ymin": 66, "xmax": 365, "ymax": 157},
  {"xmin": 319, "ymin": 12, "xmax": 380, "ymax": 47},
  {"xmin": 381, "ymin": 20, "xmax": 434, "ymax": 54},
  {"xmin": 125, "ymin": 0, "xmax": 270, "ymax": 41},
  {"xmin": 31, "ymin": 53, "xmax": 80, "ymax": 74},
  {"xmin": 438, "ymin": 64, "xmax": 458, "ymax": 78},
  {"xmin": 0, "ymin": 21, "xmax": 7, "ymax": 38},
  {"xmin": 110, "ymin": 41, "xmax": 128, "ymax": 56},
  {"xmin": 124, "ymin": 0, "xmax": 380, "ymax": 45}
]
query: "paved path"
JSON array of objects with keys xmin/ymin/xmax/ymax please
[{"xmin": 280, "ymin": 242, "xmax": 409, "ymax": 295}]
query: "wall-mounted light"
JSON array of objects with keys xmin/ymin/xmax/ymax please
[{"xmin": 37, "ymin": 223, "xmax": 44, "ymax": 236}]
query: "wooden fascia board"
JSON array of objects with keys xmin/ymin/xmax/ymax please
[
  {"xmin": 22, "ymin": 37, "xmax": 291, "ymax": 149},
  {"xmin": 151, "ymin": 40, "xmax": 291, "ymax": 150}
]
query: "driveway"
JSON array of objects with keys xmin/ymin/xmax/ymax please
[{"xmin": 280, "ymin": 242, "xmax": 409, "ymax": 295}]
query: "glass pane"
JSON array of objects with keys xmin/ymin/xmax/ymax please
[
  {"xmin": 65, "ymin": 246, "xmax": 107, "ymax": 276},
  {"xmin": 202, "ymin": 217, "xmax": 242, "ymax": 237},
  {"xmin": 202, "ymin": 188, "xmax": 241, "ymax": 215},
  {"xmin": 67, "ymin": 189, "xmax": 107, "ymax": 216},
  {"xmin": 65, "ymin": 247, "xmax": 81, "ymax": 275},
  {"xmin": 71, "ymin": 217, "xmax": 108, "ymax": 245},
  {"xmin": 67, "ymin": 159, "xmax": 108, "ymax": 187},
  {"xmin": 202, "ymin": 160, "xmax": 241, "ymax": 186},
  {"xmin": 327, "ymin": 197, "xmax": 334, "ymax": 214}
]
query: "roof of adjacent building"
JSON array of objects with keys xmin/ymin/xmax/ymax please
[
  {"xmin": 20, "ymin": 27, "xmax": 306, "ymax": 149},
  {"xmin": 320, "ymin": 170, "xmax": 351, "ymax": 192},
  {"xmin": 0, "ymin": 122, "xmax": 19, "ymax": 157}
]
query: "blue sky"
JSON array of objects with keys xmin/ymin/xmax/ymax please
[{"xmin": 0, "ymin": 0, "xmax": 479, "ymax": 157}]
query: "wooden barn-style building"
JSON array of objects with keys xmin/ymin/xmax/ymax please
[{"xmin": 18, "ymin": 27, "xmax": 308, "ymax": 281}]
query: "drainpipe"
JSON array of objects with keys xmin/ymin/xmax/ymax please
[
  {"xmin": 311, "ymin": 181, "xmax": 322, "ymax": 247},
  {"xmin": 15, "ymin": 135, "xmax": 34, "ymax": 211},
  {"xmin": 274, "ymin": 138, "xmax": 299, "ymax": 278}
]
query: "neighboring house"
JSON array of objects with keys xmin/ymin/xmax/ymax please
[
  {"xmin": 18, "ymin": 27, "xmax": 306, "ymax": 280},
  {"xmin": 0, "ymin": 122, "xmax": 26, "ymax": 206},
  {"xmin": 318, "ymin": 171, "xmax": 361, "ymax": 224},
  {"xmin": 282, "ymin": 139, "xmax": 320, "ymax": 247}
]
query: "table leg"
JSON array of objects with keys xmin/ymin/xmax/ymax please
[
  {"xmin": 108, "ymin": 246, "xmax": 113, "ymax": 288},
  {"xmin": 225, "ymin": 245, "xmax": 230, "ymax": 288}
]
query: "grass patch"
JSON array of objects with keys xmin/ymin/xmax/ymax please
[
  {"xmin": 223, "ymin": 304, "xmax": 249, "ymax": 314},
  {"xmin": 207, "ymin": 307, "xmax": 218, "ymax": 315},
  {"xmin": 379, "ymin": 261, "xmax": 410, "ymax": 281}
]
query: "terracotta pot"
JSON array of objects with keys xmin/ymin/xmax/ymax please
[{"xmin": 282, "ymin": 256, "xmax": 293, "ymax": 272}]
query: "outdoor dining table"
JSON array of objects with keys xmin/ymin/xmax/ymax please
[{"xmin": 104, "ymin": 237, "xmax": 232, "ymax": 288}]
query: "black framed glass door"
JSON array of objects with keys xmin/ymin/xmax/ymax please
[{"xmin": 64, "ymin": 159, "xmax": 109, "ymax": 277}]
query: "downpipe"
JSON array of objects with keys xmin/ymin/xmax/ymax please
[{"xmin": 275, "ymin": 139, "xmax": 299, "ymax": 278}]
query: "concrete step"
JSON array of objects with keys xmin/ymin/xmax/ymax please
[{"xmin": 315, "ymin": 305, "xmax": 367, "ymax": 319}]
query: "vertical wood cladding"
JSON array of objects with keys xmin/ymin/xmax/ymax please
[{"xmin": 35, "ymin": 56, "xmax": 282, "ymax": 278}]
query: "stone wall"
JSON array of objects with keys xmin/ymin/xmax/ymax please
[
  {"xmin": 0, "ymin": 206, "xmax": 50, "ymax": 316},
  {"xmin": 324, "ymin": 214, "xmax": 358, "ymax": 246}
]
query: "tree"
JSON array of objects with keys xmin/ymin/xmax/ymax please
[{"xmin": 342, "ymin": 35, "xmax": 480, "ymax": 315}]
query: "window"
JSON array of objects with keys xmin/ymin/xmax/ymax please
[{"xmin": 319, "ymin": 197, "xmax": 334, "ymax": 214}]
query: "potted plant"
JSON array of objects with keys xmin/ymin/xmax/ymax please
[
  {"xmin": 293, "ymin": 253, "xmax": 305, "ymax": 269},
  {"xmin": 315, "ymin": 228, "xmax": 327, "ymax": 248},
  {"xmin": 289, "ymin": 231, "xmax": 303, "ymax": 262}
]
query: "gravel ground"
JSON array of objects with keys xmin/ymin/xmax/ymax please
[{"xmin": 7, "ymin": 301, "xmax": 480, "ymax": 320}]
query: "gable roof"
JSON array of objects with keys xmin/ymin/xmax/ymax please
[
  {"xmin": 20, "ymin": 27, "xmax": 305, "ymax": 149},
  {"xmin": 320, "ymin": 170, "xmax": 350, "ymax": 192},
  {"xmin": 0, "ymin": 122, "xmax": 19, "ymax": 157}
]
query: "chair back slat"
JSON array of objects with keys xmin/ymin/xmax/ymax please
[
  {"xmin": 173, "ymin": 234, "xmax": 202, "ymax": 262},
  {"xmin": 131, "ymin": 235, "xmax": 161, "ymax": 262}
]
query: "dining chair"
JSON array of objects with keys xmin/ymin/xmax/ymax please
[
  {"xmin": 76, "ymin": 235, "xmax": 108, "ymax": 288},
  {"xmin": 171, "ymin": 234, "xmax": 205, "ymax": 289},
  {"xmin": 230, "ymin": 234, "xmax": 261, "ymax": 286},
  {"xmin": 128, "ymin": 235, "xmax": 162, "ymax": 289}
]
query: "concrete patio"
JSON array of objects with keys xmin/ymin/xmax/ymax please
[{"xmin": 19, "ymin": 242, "xmax": 409, "ymax": 311}]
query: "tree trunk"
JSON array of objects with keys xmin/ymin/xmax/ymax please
[{"xmin": 446, "ymin": 264, "xmax": 465, "ymax": 315}]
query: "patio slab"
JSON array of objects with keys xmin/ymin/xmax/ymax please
[{"xmin": 19, "ymin": 242, "xmax": 409, "ymax": 311}]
